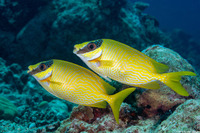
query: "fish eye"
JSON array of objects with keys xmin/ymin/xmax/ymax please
[
  {"xmin": 87, "ymin": 43, "xmax": 96, "ymax": 51},
  {"xmin": 39, "ymin": 63, "xmax": 46, "ymax": 71}
]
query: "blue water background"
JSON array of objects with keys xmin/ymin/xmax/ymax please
[{"xmin": 130, "ymin": 0, "xmax": 200, "ymax": 41}]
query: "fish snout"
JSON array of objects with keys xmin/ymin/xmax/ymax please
[
  {"xmin": 27, "ymin": 66, "xmax": 33, "ymax": 75},
  {"xmin": 27, "ymin": 65, "xmax": 40, "ymax": 75},
  {"xmin": 73, "ymin": 46, "xmax": 78, "ymax": 54}
]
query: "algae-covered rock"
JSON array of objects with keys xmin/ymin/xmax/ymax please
[
  {"xmin": 0, "ymin": 57, "xmax": 75, "ymax": 131},
  {"xmin": 56, "ymin": 103, "xmax": 137, "ymax": 132},
  {"xmin": 142, "ymin": 45, "xmax": 198, "ymax": 98},
  {"xmin": 135, "ymin": 45, "xmax": 199, "ymax": 118},
  {"xmin": 0, "ymin": 96, "xmax": 18, "ymax": 120},
  {"xmin": 0, "ymin": 0, "xmax": 170, "ymax": 68},
  {"xmin": 137, "ymin": 90, "xmax": 185, "ymax": 117},
  {"xmin": 155, "ymin": 99, "xmax": 200, "ymax": 132}
]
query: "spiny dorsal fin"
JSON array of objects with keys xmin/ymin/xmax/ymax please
[
  {"xmin": 149, "ymin": 58, "xmax": 169, "ymax": 73},
  {"xmin": 102, "ymin": 81, "xmax": 116, "ymax": 95}
]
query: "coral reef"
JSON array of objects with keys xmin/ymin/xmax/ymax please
[
  {"xmin": 155, "ymin": 99, "xmax": 200, "ymax": 132},
  {"xmin": 0, "ymin": 0, "xmax": 170, "ymax": 68},
  {"xmin": 0, "ymin": 0, "xmax": 199, "ymax": 132},
  {"xmin": 133, "ymin": 45, "xmax": 199, "ymax": 118},
  {"xmin": 0, "ymin": 42, "xmax": 199, "ymax": 133},
  {"xmin": 143, "ymin": 45, "xmax": 199, "ymax": 98},
  {"xmin": 136, "ymin": 90, "xmax": 185, "ymax": 118},
  {"xmin": 7, "ymin": 45, "xmax": 195, "ymax": 133},
  {"xmin": 56, "ymin": 103, "xmax": 137, "ymax": 133},
  {"xmin": 0, "ymin": 57, "xmax": 75, "ymax": 132}
]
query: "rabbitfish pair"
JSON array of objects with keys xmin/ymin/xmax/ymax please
[
  {"xmin": 28, "ymin": 39, "xmax": 196, "ymax": 124},
  {"xmin": 28, "ymin": 59, "xmax": 135, "ymax": 124}
]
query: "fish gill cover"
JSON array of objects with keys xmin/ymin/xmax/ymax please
[{"xmin": 0, "ymin": 0, "xmax": 199, "ymax": 132}]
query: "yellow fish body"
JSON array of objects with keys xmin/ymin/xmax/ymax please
[
  {"xmin": 28, "ymin": 59, "xmax": 136, "ymax": 123},
  {"xmin": 73, "ymin": 39, "xmax": 196, "ymax": 96}
]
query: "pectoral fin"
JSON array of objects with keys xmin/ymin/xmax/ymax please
[
  {"xmin": 49, "ymin": 80, "xmax": 63, "ymax": 85},
  {"xmin": 96, "ymin": 60, "xmax": 114, "ymax": 67},
  {"xmin": 94, "ymin": 59, "xmax": 125, "ymax": 80}
]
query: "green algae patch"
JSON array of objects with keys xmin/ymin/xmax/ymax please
[
  {"xmin": 0, "ymin": 96, "xmax": 18, "ymax": 120},
  {"xmin": 38, "ymin": 101, "xmax": 49, "ymax": 108}
]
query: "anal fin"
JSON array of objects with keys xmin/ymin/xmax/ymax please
[
  {"xmin": 136, "ymin": 81, "xmax": 160, "ymax": 89},
  {"xmin": 85, "ymin": 100, "xmax": 107, "ymax": 108},
  {"xmin": 49, "ymin": 80, "xmax": 63, "ymax": 85}
]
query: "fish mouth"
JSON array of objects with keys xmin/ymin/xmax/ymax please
[
  {"xmin": 73, "ymin": 46, "xmax": 78, "ymax": 54},
  {"xmin": 73, "ymin": 46, "xmax": 86, "ymax": 55},
  {"xmin": 27, "ymin": 66, "xmax": 35, "ymax": 75},
  {"xmin": 30, "ymin": 70, "xmax": 52, "ymax": 81},
  {"xmin": 27, "ymin": 66, "xmax": 40, "ymax": 75}
]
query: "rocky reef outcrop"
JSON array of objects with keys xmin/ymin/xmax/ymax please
[
  {"xmin": 155, "ymin": 99, "xmax": 200, "ymax": 132},
  {"xmin": 0, "ymin": 0, "xmax": 170, "ymax": 68},
  {"xmin": 51, "ymin": 45, "xmax": 199, "ymax": 133},
  {"xmin": 0, "ymin": 57, "xmax": 76, "ymax": 132},
  {"xmin": 0, "ymin": 45, "xmax": 196, "ymax": 132}
]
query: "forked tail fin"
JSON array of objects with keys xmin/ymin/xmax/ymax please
[
  {"xmin": 107, "ymin": 87, "xmax": 136, "ymax": 124},
  {"xmin": 161, "ymin": 71, "xmax": 196, "ymax": 96}
]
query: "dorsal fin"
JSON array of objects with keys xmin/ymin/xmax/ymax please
[
  {"xmin": 149, "ymin": 58, "xmax": 169, "ymax": 73},
  {"xmin": 102, "ymin": 81, "xmax": 116, "ymax": 95}
]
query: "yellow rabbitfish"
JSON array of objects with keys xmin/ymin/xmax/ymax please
[
  {"xmin": 73, "ymin": 39, "xmax": 196, "ymax": 96},
  {"xmin": 28, "ymin": 59, "xmax": 136, "ymax": 123}
]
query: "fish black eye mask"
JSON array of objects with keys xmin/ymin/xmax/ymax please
[
  {"xmin": 77, "ymin": 39, "xmax": 103, "ymax": 54},
  {"xmin": 29, "ymin": 60, "xmax": 53, "ymax": 75},
  {"xmin": 39, "ymin": 63, "xmax": 46, "ymax": 71}
]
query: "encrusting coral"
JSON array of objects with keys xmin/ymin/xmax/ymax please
[
  {"xmin": 155, "ymin": 99, "xmax": 200, "ymax": 132},
  {"xmin": 56, "ymin": 103, "xmax": 137, "ymax": 133}
]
